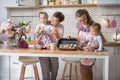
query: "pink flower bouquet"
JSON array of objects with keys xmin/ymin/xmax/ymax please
[
  {"xmin": 0, "ymin": 18, "xmax": 31, "ymax": 47},
  {"xmin": 0, "ymin": 18, "xmax": 31, "ymax": 39}
]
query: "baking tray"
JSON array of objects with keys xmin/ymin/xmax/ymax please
[{"xmin": 57, "ymin": 38, "xmax": 79, "ymax": 51}]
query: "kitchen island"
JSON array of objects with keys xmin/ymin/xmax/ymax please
[{"xmin": 0, "ymin": 48, "xmax": 109, "ymax": 80}]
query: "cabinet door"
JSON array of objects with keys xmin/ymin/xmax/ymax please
[
  {"xmin": 97, "ymin": 0, "xmax": 118, "ymax": 4},
  {"xmin": 104, "ymin": 47, "xmax": 116, "ymax": 80},
  {"xmin": 118, "ymin": 0, "xmax": 120, "ymax": 4},
  {"xmin": 10, "ymin": 56, "xmax": 41, "ymax": 80},
  {"xmin": 10, "ymin": 56, "xmax": 34, "ymax": 80},
  {"xmin": 0, "ymin": 56, "xmax": 10, "ymax": 79},
  {"xmin": 116, "ymin": 47, "xmax": 120, "ymax": 80},
  {"xmin": 92, "ymin": 59, "xmax": 103, "ymax": 80},
  {"xmin": 6, "ymin": 0, "xmax": 19, "ymax": 6},
  {"xmin": 10, "ymin": 56, "xmax": 21, "ymax": 80}
]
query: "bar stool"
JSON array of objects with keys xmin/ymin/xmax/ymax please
[
  {"xmin": 61, "ymin": 58, "xmax": 80, "ymax": 80},
  {"xmin": 19, "ymin": 56, "xmax": 40, "ymax": 80}
]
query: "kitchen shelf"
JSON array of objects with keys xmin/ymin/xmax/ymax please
[
  {"xmin": 6, "ymin": 4, "xmax": 97, "ymax": 9},
  {"xmin": 97, "ymin": 4, "xmax": 120, "ymax": 7},
  {"xmin": 38, "ymin": 4, "xmax": 97, "ymax": 8}
]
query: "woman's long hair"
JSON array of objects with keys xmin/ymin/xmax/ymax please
[{"xmin": 75, "ymin": 9, "xmax": 94, "ymax": 25}]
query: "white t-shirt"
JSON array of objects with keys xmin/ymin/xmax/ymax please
[
  {"xmin": 86, "ymin": 33, "xmax": 103, "ymax": 51},
  {"xmin": 50, "ymin": 24, "xmax": 64, "ymax": 43}
]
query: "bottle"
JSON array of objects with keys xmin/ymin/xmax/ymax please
[
  {"xmin": 41, "ymin": 0, "xmax": 48, "ymax": 5},
  {"xmin": 48, "ymin": 0, "xmax": 55, "ymax": 5}
]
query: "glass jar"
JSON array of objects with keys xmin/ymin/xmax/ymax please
[
  {"xmin": 7, "ymin": 34, "xmax": 20, "ymax": 48},
  {"xmin": 48, "ymin": 0, "xmax": 55, "ymax": 5}
]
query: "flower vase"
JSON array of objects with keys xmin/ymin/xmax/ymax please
[{"xmin": 7, "ymin": 34, "xmax": 20, "ymax": 48}]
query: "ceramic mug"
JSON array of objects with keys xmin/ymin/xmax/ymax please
[{"xmin": 50, "ymin": 43, "xmax": 56, "ymax": 51}]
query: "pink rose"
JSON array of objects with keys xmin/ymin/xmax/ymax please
[
  {"xmin": 16, "ymin": 28, "xmax": 22, "ymax": 34},
  {"xmin": 5, "ymin": 30, "xmax": 15, "ymax": 37}
]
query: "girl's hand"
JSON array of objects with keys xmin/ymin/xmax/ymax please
[
  {"xmin": 39, "ymin": 29, "xmax": 43, "ymax": 33},
  {"xmin": 87, "ymin": 46, "xmax": 94, "ymax": 51},
  {"xmin": 35, "ymin": 37, "xmax": 41, "ymax": 44}
]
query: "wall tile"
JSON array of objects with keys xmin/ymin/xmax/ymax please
[{"xmin": 8, "ymin": 6, "xmax": 120, "ymax": 42}]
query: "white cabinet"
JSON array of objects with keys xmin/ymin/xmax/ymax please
[
  {"xmin": 5, "ymin": 0, "xmax": 19, "ymax": 7},
  {"xmin": 104, "ymin": 46, "xmax": 120, "ymax": 80},
  {"xmin": 10, "ymin": 56, "xmax": 42, "ymax": 80},
  {"xmin": 6, "ymin": 0, "xmax": 39, "ymax": 7},
  {"xmin": 0, "ymin": 56, "xmax": 10, "ymax": 80},
  {"xmin": 118, "ymin": 0, "xmax": 120, "ymax": 3},
  {"xmin": 97, "ymin": 0, "xmax": 118, "ymax": 4},
  {"xmin": 114, "ymin": 47, "xmax": 120, "ymax": 80},
  {"xmin": 19, "ymin": 0, "xmax": 39, "ymax": 7},
  {"xmin": 10, "ymin": 56, "xmax": 21, "ymax": 80}
]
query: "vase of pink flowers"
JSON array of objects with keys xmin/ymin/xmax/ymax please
[{"xmin": 0, "ymin": 18, "xmax": 31, "ymax": 48}]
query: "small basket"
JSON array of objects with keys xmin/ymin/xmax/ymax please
[{"xmin": 57, "ymin": 38, "xmax": 79, "ymax": 51}]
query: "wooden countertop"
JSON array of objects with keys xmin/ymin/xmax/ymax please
[
  {"xmin": 0, "ymin": 48, "xmax": 108, "ymax": 57},
  {"xmin": 28, "ymin": 40, "xmax": 120, "ymax": 47},
  {"xmin": 27, "ymin": 40, "xmax": 120, "ymax": 47},
  {"xmin": 104, "ymin": 42, "xmax": 120, "ymax": 47}
]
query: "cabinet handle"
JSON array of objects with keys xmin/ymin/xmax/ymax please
[
  {"xmin": 13, "ymin": 62, "xmax": 19, "ymax": 64},
  {"xmin": 118, "ymin": 47, "xmax": 120, "ymax": 55},
  {"xmin": 117, "ymin": 47, "xmax": 119, "ymax": 55},
  {"xmin": 113, "ymin": 47, "xmax": 116, "ymax": 55}
]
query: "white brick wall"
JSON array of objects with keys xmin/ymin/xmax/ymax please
[
  {"xmin": 7, "ymin": 6, "xmax": 120, "ymax": 42},
  {"xmin": 1, "ymin": 4, "xmax": 120, "ymax": 80}
]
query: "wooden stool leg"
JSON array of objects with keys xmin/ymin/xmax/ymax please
[
  {"xmin": 61, "ymin": 63, "xmax": 67, "ymax": 80},
  {"xmin": 69, "ymin": 63, "xmax": 72, "ymax": 80},
  {"xmin": 20, "ymin": 64, "xmax": 26, "ymax": 80},
  {"xmin": 33, "ymin": 64, "xmax": 40, "ymax": 80},
  {"xmin": 74, "ymin": 64, "xmax": 77, "ymax": 80}
]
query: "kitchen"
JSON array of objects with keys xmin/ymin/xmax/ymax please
[{"xmin": 0, "ymin": 0, "xmax": 120, "ymax": 80}]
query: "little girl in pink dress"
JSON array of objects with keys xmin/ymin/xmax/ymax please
[{"xmin": 34, "ymin": 12, "xmax": 51, "ymax": 49}]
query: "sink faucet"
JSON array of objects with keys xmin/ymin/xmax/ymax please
[{"xmin": 113, "ymin": 29, "xmax": 120, "ymax": 42}]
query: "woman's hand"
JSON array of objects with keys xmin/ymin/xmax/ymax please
[{"xmin": 83, "ymin": 45, "xmax": 94, "ymax": 51}]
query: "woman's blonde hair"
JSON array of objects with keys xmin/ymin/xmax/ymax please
[{"xmin": 90, "ymin": 23, "xmax": 101, "ymax": 32}]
